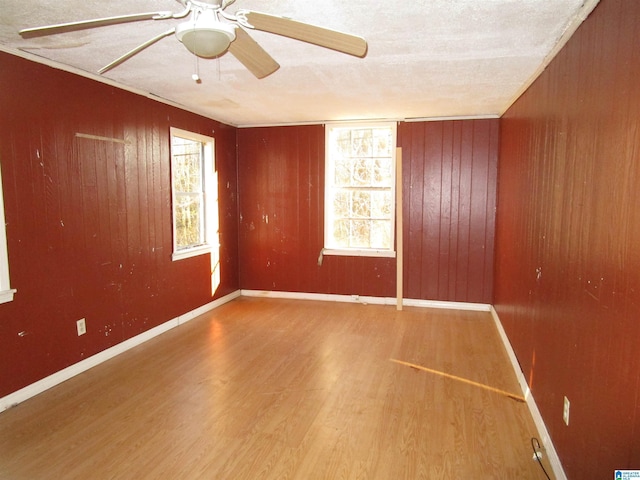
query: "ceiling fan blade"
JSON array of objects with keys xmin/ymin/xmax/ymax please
[
  {"xmin": 228, "ymin": 27, "xmax": 280, "ymax": 79},
  {"xmin": 242, "ymin": 11, "xmax": 367, "ymax": 58},
  {"xmin": 98, "ymin": 28, "xmax": 175, "ymax": 74},
  {"xmin": 19, "ymin": 11, "xmax": 173, "ymax": 39}
]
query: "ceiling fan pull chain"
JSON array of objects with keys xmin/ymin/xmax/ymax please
[
  {"xmin": 192, "ymin": 43, "xmax": 201, "ymax": 83},
  {"xmin": 192, "ymin": 59, "xmax": 202, "ymax": 84},
  {"xmin": 191, "ymin": 10, "xmax": 202, "ymax": 84}
]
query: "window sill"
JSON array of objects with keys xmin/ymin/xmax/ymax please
[
  {"xmin": 322, "ymin": 248, "xmax": 396, "ymax": 258},
  {"xmin": 172, "ymin": 245, "xmax": 211, "ymax": 261},
  {"xmin": 0, "ymin": 288, "xmax": 17, "ymax": 304}
]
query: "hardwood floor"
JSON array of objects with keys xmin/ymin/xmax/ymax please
[{"xmin": 0, "ymin": 298, "xmax": 552, "ymax": 479}]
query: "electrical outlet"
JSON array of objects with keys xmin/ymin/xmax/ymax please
[
  {"xmin": 563, "ymin": 396, "xmax": 570, "ymax": 425},
  {"xmin": 76, "ymin": 318, "xmax": 86, "ymax": 336}
]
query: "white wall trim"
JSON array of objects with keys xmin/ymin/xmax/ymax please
[
  {"xmin": 240, "ymin": 289, "xmax": 491, "ymax": 311},
  {"xmin": 0, "ymin": 290, "xmax": 240, "ymax": 413},
  {"xmin": 404, "ymin": 114, "xmax": 500, "ymax": 123},
  {"xmin": 0, "ymin": 162, "xmax": 16, "ymax": 305},
  {"xmin": 490, "ymin": 306, "xmax": 567, "ymax": 480}
]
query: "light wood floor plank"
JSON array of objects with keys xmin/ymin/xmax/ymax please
[{"xmin": 0, "ymin": 298, "xmax": 553, "ymax": 479}]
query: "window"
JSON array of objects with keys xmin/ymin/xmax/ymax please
[
  {"xmin": 0, "ymin": 162, "xmax": 15, "ymax": 304},
  {"xmin": 324, "ymin": 122, "xmax": 397, "ymax": 257},
  {"xmin": 170, "ymin": 127, "xmax": 218, "ymax": 262}
]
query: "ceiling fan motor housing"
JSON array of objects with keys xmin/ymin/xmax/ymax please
[{"xmin": 175, "ymin": 8, "xmax": 236, "ymax": 58}]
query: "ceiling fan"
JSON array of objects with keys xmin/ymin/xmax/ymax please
[{"xmin": 19, "ymin": 0, "xmax": 368, "ymax": 79}]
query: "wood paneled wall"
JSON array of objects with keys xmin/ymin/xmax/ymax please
[
  {"xmin": 237, "ymin": 119, "xmax": 498, "ymax": 303},
  {"xmin": 237, "ymin": 125, "xmax": 395, "ymax": 297},
  {"xmin": 0, "ymin": 53, "xmax": 239, "ymax": 397},
  {"xmin": 494, "ymin": 0, "xmax": 640, "ymax": 477},
  {"xmin": 399, "ymin": 120, "xmax": 498, "ymax": 303}
]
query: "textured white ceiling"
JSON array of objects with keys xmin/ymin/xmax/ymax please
[{"xmin": 0, "ymin": 0, "xmax": 598, "ymax": 127}]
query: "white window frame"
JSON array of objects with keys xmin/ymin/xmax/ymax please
[
  {"xmin": 0, "ymin": 162, "xmax": 16, "ymax": 303},
  {"xmin": 170, "ymin": 127, "xmax": 216, "ymax": 261},
  {"xmin": 324, "ymin": 121, "xmax": 397, "ymax": 258}
]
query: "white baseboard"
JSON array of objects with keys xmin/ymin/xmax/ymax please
[
  {"xmin": 240, "ymin": 289, "xmax": 491, "ymax": 312},
  {"xmin": 0, "ymin": 290, "xmax": 241, "ymax": 413},
  {"xmin": 205, "ymin": 289, "xmax": 566, "ymax": 477},
  {"xmin": 490, "ymin": 306, "xmax": 567, "ymax": 480},
  {"xmin": 5, "ymin": 277, "xmax": 554, "ymax": 480}
]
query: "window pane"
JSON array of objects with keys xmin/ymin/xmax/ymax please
[
  {"xmin": 174, "ymin": 194, "xmax": 202, "ymax": 248},
  {"xmin": 174, "ymin": 155, "xmax": 202, "ymax": 193},
  {"xmin": 335, "ymin": 130, "xmax": 352, "ymax": 157},
  {"xmin": 332, "ymin": 219, "xmax": 351, "ymax": 248},
  {"xmin": 173, "ymin": 137, "xmax": 202, "ymax": 193},
  {"xmin": 351, "ymin": 219, "xmax": 370, "ymax": 248},
  {"xmin": 373, "ymin": 157, "xmax": 392, "ymax": 186},
  {"xmin": 333, "ymin": 190, "xmax": 350, "ymax": 218},
  {"xmin": 172, "ymin": 132, "xmax": 206, "ymax": 251},
  {"xmin": 351, "ymin": 129, "xmax": 372, "ymax": 156},
  {"xmin": 371, "ymin": 220, "xmax": 391, "ymax": 249},
  {"xmin": 325, "ymin": 122, "xmax": 395, "ymax": 253},
  {"xmin": 352, "ymin": 158, "xmax": 371, "ymax": 186},
  {"xmin": 373, "ymin": 128, "xmax": 392, "ymax": 156},
  {"xmin": 351, "ymin": 190, "xmax": 371, "ymax": 218},
  {"xmin": 334, "ymin": 157, "xmax": 351, "ymax": 187},
  {"xmin": 371, "ymin": 191, "xmax": 392, "ymax": 218},
  {"xmin": 171, "ymin": 127, "xmax": 217, "ymax": 262}
]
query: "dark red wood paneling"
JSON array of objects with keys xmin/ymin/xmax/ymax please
[
  {"xmin": 238, "ymin": 125, "xmax": 396, "ymax": 297},
  {"xmin": 398, "ymin": 119, "xmax": 498, "ymax": 304},
  {"xmin": 494, "ymin": 0, "xmax": 640, "ymax": 477},
  {"xmin": 0, "ymin": 52, "xmax": 239, "ymax": 397},
  {"xmin": 237, "ymin": 120, "xmax": 498, "ymax": 303}
]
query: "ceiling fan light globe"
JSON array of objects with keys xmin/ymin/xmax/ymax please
[{"xmin": 176, "ymin": 20, "xmax": 235, "ymax": 58}]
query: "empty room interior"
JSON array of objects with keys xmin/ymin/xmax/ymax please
[{"xmin": 0, "ymin": 0, "xmax": 638, "ymax": 478}]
